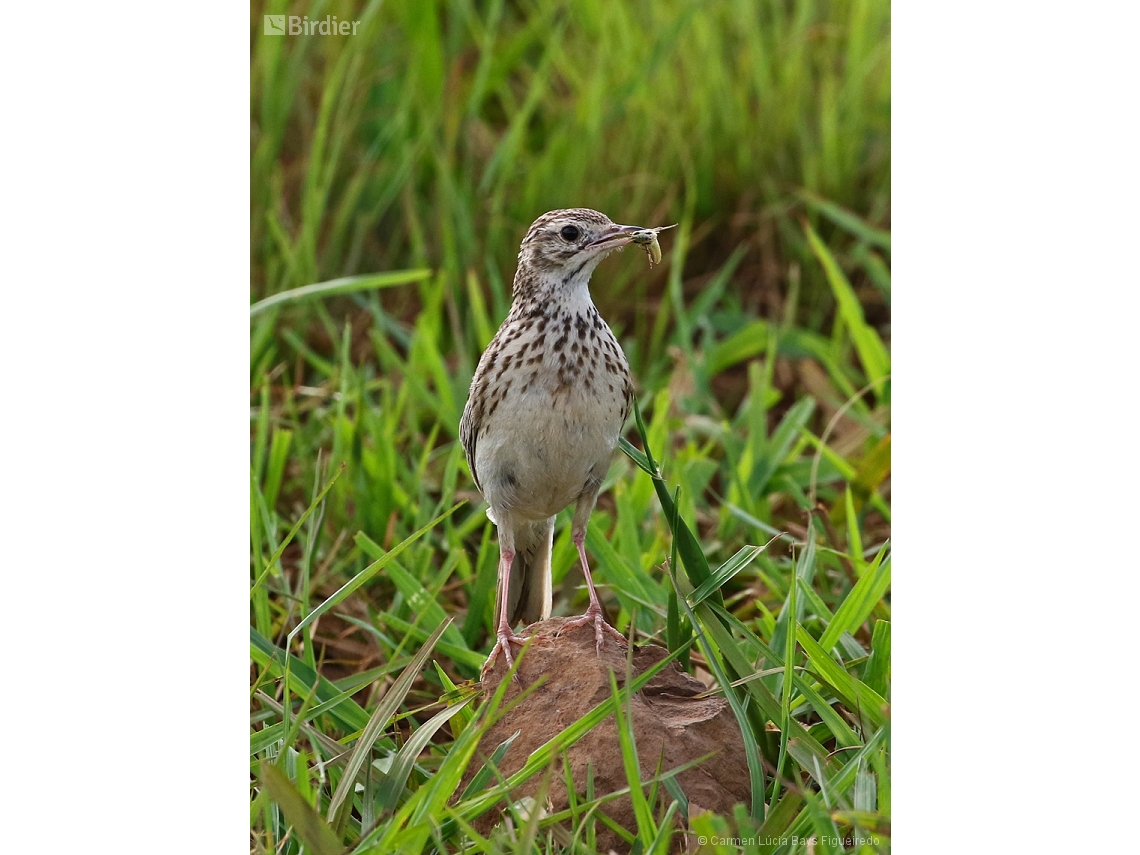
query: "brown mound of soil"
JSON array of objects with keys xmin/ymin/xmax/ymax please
[{"xmin": 460, "ymin": 617, "xmax": 751, "ymax": 853}]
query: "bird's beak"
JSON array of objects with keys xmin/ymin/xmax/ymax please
[{"xmin": 587, "ymin": 224, "xmax": 647, "ymax": 251}]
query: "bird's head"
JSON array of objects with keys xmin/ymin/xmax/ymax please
[{"xmin": 513, "ymin": 208, "xmax": 657, "ymax": 298}]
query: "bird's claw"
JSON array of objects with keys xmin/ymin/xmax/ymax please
[
  {"xmin": 560, "ymin": 606, "xmax": 626, "ymax": 654},
  {"xmin": 482, "ymin": 629, "xmax": 530, "ymax": 679}
]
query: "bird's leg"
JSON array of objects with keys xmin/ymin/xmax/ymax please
[
  {"xmin": 482, "ymin": 547, "xmax": 529, "ymax": 677},
  {"xmin": 560, "ymin": 525, "xmax": 627, "ymax": 653}
]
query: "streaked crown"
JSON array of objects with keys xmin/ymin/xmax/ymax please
[{"xmin": 519, "ymin": 207, "xmax": 614, "ymax": 264}]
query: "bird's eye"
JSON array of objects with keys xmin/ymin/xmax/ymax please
[{"xmin": 560, "ymin": 225, "xmax": 580, "ymax": 242}]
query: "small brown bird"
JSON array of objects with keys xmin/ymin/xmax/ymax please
[{"xmin": 460, "ymin": 208, "xmax": 669, "ymax": 674}]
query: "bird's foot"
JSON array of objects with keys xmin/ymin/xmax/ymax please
[
  {"xmin": 559, "ymin": 604, "xmax": 626, "ymax": 654},
  {"xmin": 482, "ymin": 628, "xmax": 530, "ymax": 678}
]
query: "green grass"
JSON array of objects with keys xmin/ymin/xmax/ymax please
[{"xmin": 251, "ymin": 1, "xmax": 890, "ymax": 851}]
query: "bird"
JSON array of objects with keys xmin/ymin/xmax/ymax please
[{"xmin": 459, "ymin": 208, "xmax": 667, "ymax": 675}]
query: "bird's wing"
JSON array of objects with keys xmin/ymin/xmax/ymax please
[
  {"xmin": 458, "ymin": 391, "xmax": 482, "ymax": 494},
  {"xmin": 620, "ymin": 355, "xmax": 635, "ymax": 427}
]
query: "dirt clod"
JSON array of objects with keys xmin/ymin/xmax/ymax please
[{"xmin": 460, "ymin": 617, "xmax": 752, "ymax": 853}]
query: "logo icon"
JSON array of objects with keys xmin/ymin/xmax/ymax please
[{"xmin": 264, "ymin": 15, "xmax": 286, "ymax": 36}]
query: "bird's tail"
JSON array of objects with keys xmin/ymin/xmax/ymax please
[{"xmin": 503, "ymin": 517, "xmax": 555, "ymax": 625}]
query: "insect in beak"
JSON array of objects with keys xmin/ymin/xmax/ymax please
[
  {"xmin": 629, "ymin": 224, "xmax": 676, "ymax": 267},
  {"xmin": 588, "ymin": 223, "xmax": 676, "ymax": 267}
]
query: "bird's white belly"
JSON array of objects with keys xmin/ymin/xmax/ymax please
[{"xmin": 475, "ymin": 380, "xmax": 624, "ymax": 520}]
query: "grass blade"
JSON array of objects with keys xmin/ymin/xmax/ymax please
[
  {"xmin": 249, "ymin": 269, "xmax": 433, "ymax": 316},
  {"xmin": 457, "ymin": 731, "xmax": 521, "ymax": 802},
  {"xmin": 609, "ymin": 670, "xmax": 656, "ymax": 849},
  {"xmin": 864, "ymin": 620, "xmax": 891, "ymax": 698},
  {"xmin": 251, "ymin": 462, "xmax": 345, "ymax": 592},
  {"xmin": 688, "ymin": 540, "xmax": 778, "ymax": 607},
  {"xmin": 627, "ymin": 398, "xmax": 722, "ymax": 608},
  {"xmin": 289, "ymin": 502, "xmax": 463, "ymax": 639},
  {"xmin": 327, "ymin": 618, "xmax": 452, "ymax": 833},
  {"xmin": 259, "ymin": 761, "xmax": 344, "ymax": 855},
  {"xmin": 804, "ymin": 219, "xmax": 890, "ymax": 391},
  {"xmin": 818, "ymin": 542, "xmax": 891, "ymax": 652},
  {"xmin": 798, "ymin": 189, "xmax": 891, "ymax": 251},
  {"xmin": 250, "ymin": 626, "xmax": 371, "ymax": 733},
  {"xmin": 374, "ymin": 697, "xmax": 474, "ymax": 813},
  {"xmin": 796, "ymin": 625, "xmax": 887, "ymax": 730}
]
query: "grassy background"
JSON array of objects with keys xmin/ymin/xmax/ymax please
[{"xmin": 251, "ymin": 0, "xmax": 891, "ymax": 852}]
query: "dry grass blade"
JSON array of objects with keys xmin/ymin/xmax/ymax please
[{"xmin": 327, "ymin": 619, "xmax": 452, "ymax": 834}]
